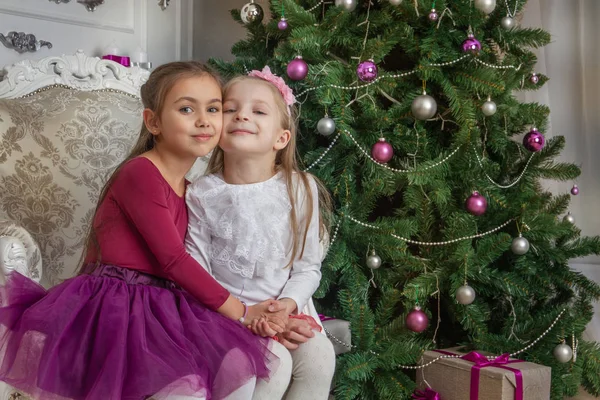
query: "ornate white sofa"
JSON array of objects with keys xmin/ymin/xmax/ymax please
[
  {"xmin": 0, "ymin": 50, "xmax": 153, "ymax": 399},
  {"xmin": 0, "ymin": 50, "xmax": 350, "ymax": 399}
]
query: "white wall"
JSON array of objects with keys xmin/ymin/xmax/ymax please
[
  {"xmin": 0, "ymin": 0, "xmax": 193, "ymax": 68},
  {"xmin": 193, "ymin": 0, "xmax": 270, "ymax": 62}
]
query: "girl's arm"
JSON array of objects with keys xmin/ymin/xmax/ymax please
[
  {"xmin": 278, "ymin": 175, "xmax": 322, "ymax": 314},
  {"xmin": 110, "ymin": 161, "xmax": 247, "ymax": 320}
]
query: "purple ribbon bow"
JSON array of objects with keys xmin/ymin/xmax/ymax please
[
  {"xmin": 318, "ymin": 314, "xmax": 335, "ymax": 322},
  {"xmin": 102, "ymin": 54, "xmax": 131, "ymax": 67},
  {"xmin": 412, "ymin": 388, "xmax": 441, "ymax": 400},
  {"xmin": 435, "ymin": 350, "xmax": 524, "ymax": 400}
]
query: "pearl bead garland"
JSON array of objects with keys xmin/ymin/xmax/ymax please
[
  {"xmin": 304, "ymin": 132, "xmax": 341, "ymax": 171},
  {"xmin": 472, "ymin": 145, "xmax": 536, "ymax": 189},
  {"xmin": 306, "ymin": 0, "xmax": 325, "ymax": 12},
  {"xmin": 323, "ymin": 308, "xmax": 567, "ymax": 369},
  {"xmin": 473, "ymin": 58, "xmax": 521, "ymax": 71},
  {"xmin": 345, "ymin": 129, "xmax": 462, "ymax": 174},
  {"xmin": 296, "ymin": 55, "xmax": 519, "ymax": 100},
  {"xmin": 347, "ymin": 214, "xmax": 514, "ymax": 246}
]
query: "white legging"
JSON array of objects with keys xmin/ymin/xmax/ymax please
[
  {"xmin": 253, "ymin": 332, "xmax": 336, "ymax": 400},
  {"xmin": 154, "ymin": 333, "xmax": 336, "ymax": 400}
]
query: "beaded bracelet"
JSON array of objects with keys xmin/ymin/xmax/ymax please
[{"xmin": 239, "ymin": 301, "xmax": 248, "ymax": 324}]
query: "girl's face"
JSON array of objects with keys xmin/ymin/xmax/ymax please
[
  {"xmin": 150, "ymin": 75, "xmax": 223, "ymax": 158},
  {"xmin": 220, "ymin": 80, "xmax": 290, "ymax": 157}
]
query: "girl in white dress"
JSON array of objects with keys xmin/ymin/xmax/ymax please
[{"xmin": 185, "ymin": 67, "xmax": 336, "ymax": 400}]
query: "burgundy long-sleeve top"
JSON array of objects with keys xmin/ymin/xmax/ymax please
[{"xmin": 85, "ymin": 157, "xmax": 229, "ymax": 310}]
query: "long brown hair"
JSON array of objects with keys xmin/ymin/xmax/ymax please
[
  {"xmin": 79, "ymin": 61, "xmax": 222, "ymax": 273},
  {"xmin": 206, "ymin": 76, "xmax": 332, "ymax": 267}
]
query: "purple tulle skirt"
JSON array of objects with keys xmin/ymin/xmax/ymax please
[{"xmin": 0, "ymin": 265, "xmax": 277, "ymax": 400}]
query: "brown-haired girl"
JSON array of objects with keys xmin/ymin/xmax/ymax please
[{"xmin": 0, "ymin": 62, "xmax": 283, "ymax": 400}]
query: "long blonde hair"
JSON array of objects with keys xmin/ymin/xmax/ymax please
[
  {"xmin": 79, "ymin": 61, "xmax": 222, "ymax": 273},
  {"xmin": 206, "ymin": 76, "xmax": 332, "ymax": 266}
]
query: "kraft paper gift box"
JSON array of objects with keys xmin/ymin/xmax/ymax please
[{"xmin": 416, "ymin": 347, "xmax": 551, "ymax": 400}]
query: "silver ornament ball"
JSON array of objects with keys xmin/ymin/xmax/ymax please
[
  {"xmin": 474, "ymin": 0, "xmax": 496, "ymax": 14},
  {"xmin": 456, "ymin": 285, "xmax": 476, "ymax": 305},
  {"xmin": 335, "ymin": 0, "xmax": 357, "ymax": 12},
  {"xmin": 240, "ymin": 2, "xmax": 264, "ymax": 24},
  {"xmin": 411, "ymin": 93, "xmax": 437, "ymax": 120},
  {"xmin": 317, "ymin": 116, "xmax": 336, "ymax": 136},
  {"xmin": 388, "ymin": 0, "xmax": 403, "ymax": 5},
  {"xmin": 366, "ymin": 250, "xmax": 382, "ymax": 269},
  {"xmin": 501, "ymin": 16, "xmax": 516, "ymax": 30},
  {"xmin": 482, "ymin": 99, "xmax": 497, "ymax": 116},
  {"xmin": 564, "ymin": 212, "xmax": 576, "ymax": 224},
  {"xmin": 511, "ymin": 235, "xmax": 530, "ymax": 255},
  {"xmin": 553, "ymin": 343, "xmax": 573, "ymax": 363}
]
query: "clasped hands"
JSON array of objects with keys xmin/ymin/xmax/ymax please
[{"xmin": 245, "ymin": 299, "xmax": 315, "ymax": 350}]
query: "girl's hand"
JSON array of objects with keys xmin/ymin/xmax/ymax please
[
  {"xmin": 246, "ymin": 300, "xmax": 287, "ymax": 332},
  {"xmin": 277, "ymin": 318, "xmax": 316, "ymax": 350},
  {"xmin": 249, "ymin": 317, "xmax": 282, "ymax": 337}
]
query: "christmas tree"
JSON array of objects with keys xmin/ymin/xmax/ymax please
[{"xmin": 210, "ymin": 0, "xmax": 600, "ymax": 398}]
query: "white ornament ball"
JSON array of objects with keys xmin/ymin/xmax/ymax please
[
  {"xmin": 482, "ymin": 99, "xmax": 497, "ymax": 116},
  {"xmin": 411, "ymin": 93, "xmax": 437, "ymax": 120},
  {"xmin": 553, "ymin": 343, "xmax": 573, "ymax": 363},
  {"xmin": 501, "ymin": 16, "xmax": 516, "ymax": 30},
  {"xmin": 366, "ymin": 250, "xmax": 382, "ymax": 269},
  {"xmin": 335, "ymin": 0, "xmax": 357, "ymax": 12},
  {"xmin": 389, "ymin": 0, "xmax": 403, "ymax": 5},
  {"xmin": 564, "ymin": 212, "xmax": 576, "ymax": 224},
  {"xmin": 474, "ymin": 0, "xmax": 496, "ymax": 14},
  {"xmin": 240, "ymin": 2, "xmax": 264, "ymax": 24},
  {"xmin": 511, "ymin": 235, "xmax": 530, "ymax": 255},
  {"xmin": 456, "ymin": 285, "xmax": 476, "ymax": 305},
  {"xmin": 317, "ymin": 116, "xmax": 336, "ymax": 136}
]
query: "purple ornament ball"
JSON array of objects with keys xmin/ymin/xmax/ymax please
[
  {"xmin": 406, "ymin": 307, "xmax": 429, "ymax": 333},
  {"xmin": 571, "ymin": 185, "xmax": 579, "ymax": 195},
  {"xmin": 523, "ymin": 128, "xmax": 545, "ymax": 152},
  {"xmin": 286, "ymin": 56, "xmax": 308, "ymax": 81},
  {"xmin": 278, "ymin": 17, "xmax": 288, "ymax": 30},
  {"xmin": 371, "ymin": 138, "xmax": 394, "ymax": 163},
  {"xmin": 428, "ymin": 8, "xmax": 439, "ymax": 21},
  {"xmin": 465, "ymin": 191, "xmax": 487, "ymax": 216},
  {"xmin": 357, "ymin": 59, "xmax": 378, "ymax": 82},
  {"xmin": 462, "ymin": 34, "xmax": 481, "ymax": 54}
]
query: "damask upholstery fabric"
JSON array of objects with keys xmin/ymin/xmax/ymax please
[{"xmin": 0, "ymin": 87, "xmax": 143, "ymax": 287}]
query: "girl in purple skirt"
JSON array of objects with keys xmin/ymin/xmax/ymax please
[{"xmin": 0, "ymin": 62, "xmax": 283, "ymax": 400}]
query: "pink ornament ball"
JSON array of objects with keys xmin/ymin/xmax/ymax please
[
  {"xmin": 530, "ymin": 73, "xmax": 539, "ymax": 84},
  {"xmin": 428, "ymin": 8, "xmax": 439, "ymax": 21},
  {"xmin": 465, "ymin": 191, "xmax": 487, "ymax": 216},
  {"xmin": 462, "ymin": 34, "xmax": 481, "ymax": 54},
  {"xmin": 278, "ymin": 17, "xmax": 288, "ymax": 30},
  {"xmin": 571, "ymin": 185, "xmax": 579, "ymax": 195},
  {"xmin": 371, "ymin": 138, "xmax": 394, "ymax": 163},
  {"xmin": 523, "ymin": 128, "xmax": 545, "ymax": 152},
  {"xmin": 286, "ymin": 56, "xmax": 308, "ymax": 81},
  {"xmin": 356, "ymin": 60, "xmax": 378, "ymax": 82},
  {"xmin": 406, "ymin": 307, "xmax": 429, "ymax": 333}
]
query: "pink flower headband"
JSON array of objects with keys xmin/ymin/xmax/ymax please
[{"xmin": 248, "ymin": 66, "xmax": 296, "ymax": 115}]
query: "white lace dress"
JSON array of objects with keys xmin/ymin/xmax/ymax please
[{"xmin": 185, "ymin": 172, "xmax": 323, "ymax": 326}]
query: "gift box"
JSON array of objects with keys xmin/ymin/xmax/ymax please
[
  {"xmin": 102, "ymin": 54, "xmax": 131, "ymax": 67},
  {"xmin": 416, "ymin": 347, "xmax": 551, "ymax": 400}
]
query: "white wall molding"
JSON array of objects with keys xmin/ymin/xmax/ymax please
[{"xmin": 0, "ymin": 4, "xmax": 134, "ymax": 33}]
